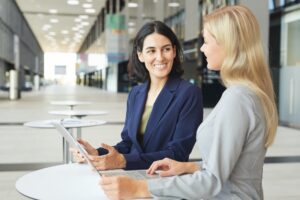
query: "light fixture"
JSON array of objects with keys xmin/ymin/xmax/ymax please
[
  {"xmin": 50, "ymin": 18, "xmax": 59, "ymax": 23},
  {"xmin": 82, "ymin": 3, "xmax": 93, "ymax": 8},
  {"xmin": 79, "ymin": 15, "xmax": 89, "ymax": 19},
  {"xmin": 49, "ymin": 9, "xmax": 58, "ymax": 14},
  {"xmin": 85, "ymin": 8, "xmax": 96, "ymax": 13},
  {"xmin": 81, "ymin": 21, "xmax": 90, "ymax": 26},
  {"xmin": 128, "ymin": 22, "xmax": 135, "ymax": 27},
  {"xmin": 168, "ymin": 2, "xmax": 180, "ymax": 7},
  {"xmin": 61, "ymin": 30, "xmax": 69, "ymax": 34},
  {"xmin": 67, "ymin": 0, "xmax": 79, "ymax": 5},
  {"xmin": 128, "ymin": 2, "xmax": 138, "ymax": 8}
]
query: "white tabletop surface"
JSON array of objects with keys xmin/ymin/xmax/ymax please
[
  {"xmin": 24, "ymin": 119, "xmax": 106, "ymax": 128},
  {"xmin": 50, "ymin": 101, "xmax": 92, "ymax": 106},
  {"xmin": 16, "ymin": 164, "xmax": 108, "ymax": 200},
  {"xmin": 48, "ymin": 110, "xmax": 108, "ymax": 117}
]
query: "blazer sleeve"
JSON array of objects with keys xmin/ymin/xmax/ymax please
[
  {"xmin": 124, "ymin": 86, "xmax": 203, "ymax": 170},
  {"xmin": 96, "ymin": 89, "xmax": 134, "ymax": 155},
  {"xmin": 147, "ymin": 89, "xmax": 259, "ymax": 199}
]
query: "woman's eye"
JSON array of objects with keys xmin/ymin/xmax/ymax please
[{"xmin": 147, "ymin": 50, "xmax": 155, "ymax": 54}]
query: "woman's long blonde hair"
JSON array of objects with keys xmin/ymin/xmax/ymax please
[{"xmin": 204, "ymin": 5, "xmax": 278, "ymax": 147}]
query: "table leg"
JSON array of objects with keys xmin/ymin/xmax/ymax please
[
  {"xmin": 77, "ymin": 128, "xmax": 82, "ymax": 139},
  {"xmin": 62, "ymin": 137, "xmax": 69, "ymax": 164},
  {"xmin": 63, "ymin": 128, "xmax": 74, "ymax": 164}
]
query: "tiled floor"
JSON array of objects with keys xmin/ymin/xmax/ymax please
[{"xmin": 0, "ymin": 85, "xmax": 299, "ymax": 199}]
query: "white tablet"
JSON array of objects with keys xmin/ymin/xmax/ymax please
[{"xmin": 51, "ymin": 121, "xmax": 102, "ymax": 176}]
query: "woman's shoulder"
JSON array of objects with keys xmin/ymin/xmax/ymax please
[
  {"xmin": 220, "ymin": 84, "xmax": 261, "ymax": 111},
  {"xmin": 177, "ymin": 78, "xmax": 201, "ymax": 91},
  {"xmin": 129, "ymin": 82, "xmax": 147, "ymax": 93},
  {"xmin": 224, "ymin": 85, "xmax": 257, "ymax": 100}
]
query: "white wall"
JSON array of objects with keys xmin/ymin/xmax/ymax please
[
  {"xmin": 44, "ymin": 53, "xmax": 77, "ymax": 85},
  {"xmin": 239, "ymin": 0, "xmax": 269, "ymax": 57}
]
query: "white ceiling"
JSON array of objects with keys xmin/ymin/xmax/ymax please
[
  {"xmin": 15, "ymin": 0, "xmax": 186, "ymax": 54},
  {"xmin": 15, "ymin": 0, "xmax": 106, "ymax": 53}
]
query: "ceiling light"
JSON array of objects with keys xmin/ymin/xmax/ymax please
[
  {"xmin": 82, "ymin": 3, "xmax": 93, "ymax": 8},
  {"xmin": 81, "ymin": 21, "xmax": 90, "ymax": 26},
  {"xmin": 168, "ymin": 2, "xmax": 180, "ymax": 7},
  {"xmin": 79, "ymin": 15, "xmax": 89, "ymax": 19},
  {"xmin": 42, "ymin": 24, "xmax": 52, "ymax": 31},
  {"xmin": 50, "ymin": 18, "xmax": 59, "ymax": 23},
  {"xmin": 85, "ymin": 8, "xmax": 96, "ymax": 13},
  {"xmin": 67, "ymin": 0, "xmax": 79, "ymax": 5},
  {"xmin": 61, "ymin": 30, "xmax": 69, "ymax": 34},
  {"xmin": 128, "ymin": 22, "xmax": 135, "ymax": 27},
  {"xmin": 49, "ymin": 9, "xmax": 58, "ymax": 14},
  {"xmin": 128, "ymin": 2, "xmax": 138, "ymax": 8},
  {"xmin": 74, "ymin": 18, "xmax": 82, "ymax": 22},
  {"xmin": 49, "ymin": 32, "xmax": 56, "ymax": 36}
]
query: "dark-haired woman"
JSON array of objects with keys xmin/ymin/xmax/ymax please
[{"xmin": 76, "ymin": 21, "xmax": 203, "ymax": 170}]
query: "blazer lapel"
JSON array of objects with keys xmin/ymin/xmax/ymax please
[
  {"xmin": 143, "ymin": 77, "xmax": 180, "ymax": 147},
  {"xmin": 130, "ymin": 82, "xmax": 148, "ymax": 152}
]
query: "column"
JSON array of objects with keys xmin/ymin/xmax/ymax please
[{"xmin": 184, "ymin": 0, "xmax": 199, "ymax": 41}]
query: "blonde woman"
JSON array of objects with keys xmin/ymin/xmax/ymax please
[{"xmin": 100, "ymin": 5, "xmax": 278, "ymax": 200}]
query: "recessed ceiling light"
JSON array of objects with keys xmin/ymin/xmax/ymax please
[
  {"xmin": 50, "ymin": 18, "xmax": 59, "ymax": 23},
  {"xmin": 67, "ymin": 0, "xmax": 79, "ymax": 5},
  {"xmin": 42, "ymin": 24, "xmax": 52, "ymax": 31},
  {"xmin": 81, "ymin": 21, "xmax": 90, "ymax": 26},
  {"xmin": 128, "ymin": 2, "xmax": 138, "ymax": 8},
  {"xmin": 79, "ymin": 15, "xmax": 89, "ymax": 19},
  {"xmin": 49, "ymin": 32, "xmax": 56, "ymax": 36},
  {"xmin": 168, "ymin": 2, "xmax": 180, "ymax": 7},
  {"xmin": 74, "ymin": 18, "xmax": 82, "ymax": 22},
  {"xmin": 128, "ymin": 22, "xmax": 135, "ymax": 27},
  {"xmin": 49, "ymin": 9, "xmax": 58, "ymax": 14},
  {"xmin": 61, "ymin": 30, "xmax": 69, "ymax": 34},
  {"xmin": 82, "ymin": 3, "xmax": 93, "ymax": 8},
  {"xmin": 85, "ymin": 8, "xmax": 95, "ymax": 13}
]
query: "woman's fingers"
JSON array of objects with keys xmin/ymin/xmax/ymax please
[
  {"xmin": 70, "ymin": 148, "xmax": 85, "ymax": 163},
  {"xmin": 147, "ymin": 159, "xmax": 170, "ymax": 175}
]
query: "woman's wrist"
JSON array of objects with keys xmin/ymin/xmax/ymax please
[
  {"xmin": 118, "ymin": 153, "xmax": 126, "ymax": 168},
  {"xmin": 185, "ymin": 162, "xmax": 200, "ymax": 174}
]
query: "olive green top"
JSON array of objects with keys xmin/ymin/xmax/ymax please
[{"xmin": 139, "ymin": 105, "xmax": 153, "ymax": 135}]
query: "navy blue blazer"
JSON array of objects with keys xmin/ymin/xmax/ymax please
[{"xmin": 97, "ymin": 77, "xmax": 203, "ymax": 170}]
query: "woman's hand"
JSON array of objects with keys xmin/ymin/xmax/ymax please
[
  {"xmin": 100, "ymin": 176, "xmax": 151, "ymax": 200},
  {"xmin": 77, "ymin": 139, "xmax": 99, "ymax": 155},
  {"xmin": 89, "ymin": 143, "xmax": 126, "ymax": 170},
  {"xmin": 70, "ymin": 139, "xmax": 98, "ymax": 163},
  {"xmin": 147, "ymin": 158, "xmax": 200, "ymax": 177}
]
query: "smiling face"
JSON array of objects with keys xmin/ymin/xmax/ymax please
[
  {"xmin": 137, "ymin": 32, "xmax": 176, "ymax": 82},
  {"xmin": 200, "ymin": 28, "xmax": 225, "ymax": 71}
]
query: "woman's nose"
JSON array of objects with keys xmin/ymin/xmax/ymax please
[
  {"xmin": 156, "ymin": 51, "xmax": 163, "ymax": 61},
  {"xmin": 200, "ymin": 45, "xmax": 204, "ymax": 52}
]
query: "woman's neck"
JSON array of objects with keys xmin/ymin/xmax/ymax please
[{"xmin": 146, "ymin": 77, "xmax": 168, "ymax": 106}]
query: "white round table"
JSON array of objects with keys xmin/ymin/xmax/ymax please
[
  {"xmin": 50, "ymin": 101, "xmax": 92, "ymax": 110},
  {"xmin": 16, "ymin": 164, "xmax": 107, "ymax": 200},
  {"xmin": 48, "ymin": 110, "xmax": 108, "ymax": 118},
  {"xmin": 24, "ymin": 119, "xmax": 106, "ymax": 163},
  {"xmin": 48, "ymin": 110, "xmax": 108, "ymax": 138}
]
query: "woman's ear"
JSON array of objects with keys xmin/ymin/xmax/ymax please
[{"xmin": 137, "ymin": 51, "xmax": 144, "ymax": 63}]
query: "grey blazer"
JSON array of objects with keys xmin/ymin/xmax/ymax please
[{"xmin": 148, "ymin": 85, "xmax": 267, "ymax": 200}]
